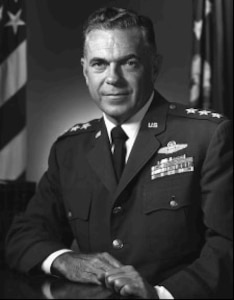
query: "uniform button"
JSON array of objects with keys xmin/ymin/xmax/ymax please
[
  {"xmin": 169, "ymin": 104, "xmax": 176, "ymax": 110},
  {"xmin": 170, "ymin": 200, "xmax": 179, "ymax": 208},
  {"xmin": 113, "ymin": 206, "xmax": 123, "ymax": 215},
  {"xmin": 68, "ymin": 211, "xmax": 72, "ymax": 218},
  {"xmin": 112, "ymin": 239, "xmax": 124, "ymax": 250}
]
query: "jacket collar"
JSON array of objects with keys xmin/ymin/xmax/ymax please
[
  {"xmin": 112, "ymin": 91, "xmax": 169, "ymax": 201},
  {"xmin": 87, "ymin": 90, "xmax": 169, "ymax": 196}
]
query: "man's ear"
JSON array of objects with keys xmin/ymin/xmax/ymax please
[
  {"xmin": 152, "ymin": 54, "xmax": 163, "ymax": 82},
  {"xmin": 81, "ymin": 57, "xmax": 89, "ymax": 86}
]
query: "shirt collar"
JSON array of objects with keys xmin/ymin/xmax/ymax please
[{"xmin": 103, "ymin": 91, "xmax": 155, "ymax": 144}]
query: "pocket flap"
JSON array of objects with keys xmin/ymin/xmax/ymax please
[
  {"xmin": 143, "ymin": 185, "xmax": 191, "ymax": 214},
  {"xmin": 65, "ymin": 188, "xmax": 91, "ymax": 221}
]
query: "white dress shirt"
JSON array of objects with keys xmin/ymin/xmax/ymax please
[
  {"xmin": 41, "ymin": 91, "xmax": 174, "ymax": 299},
  {"xmin": 103, "ymin": 91, "xmax": 154, "ymax": 161}
]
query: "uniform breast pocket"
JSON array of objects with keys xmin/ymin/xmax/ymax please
[
  {"xmin": 143, "ymin": 179, "xmax": 192, "ymax": 259},
  {"xmin": 64, "ymin": 188, "xmax": 92, "ymax": 253}
]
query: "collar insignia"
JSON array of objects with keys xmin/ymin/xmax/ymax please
[
  {"xmin": 95, "ymin": 131, "xmax": 102, "ymax": 139},
  {"xmin": 148, "ymin": 122, "xmax": 158, "ymax": 129}
]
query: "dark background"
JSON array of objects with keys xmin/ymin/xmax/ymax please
[{"xmin": 26, "ymin": 0, "xmax": 192, "ymax": 182}]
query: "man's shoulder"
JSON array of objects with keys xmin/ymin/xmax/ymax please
[
  {"xmin": 168, "ymin": 102, "xmax": 228, "ymax": 124},
  {"xmin": 56, "ymin": 118, "xmax": 102, "ymax": 142}
]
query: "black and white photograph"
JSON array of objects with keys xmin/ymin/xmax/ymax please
[{"xmin": 0, "ymin": 0, "xmax": 233, "ymax": 298}]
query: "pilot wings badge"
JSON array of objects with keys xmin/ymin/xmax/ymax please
[{"xmin": 158, "ymin": 141, "xmax": 188, "ymax": 155}]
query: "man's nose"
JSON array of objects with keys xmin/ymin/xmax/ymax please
[{"xmin": 105, "ymin": 64, "xmax": 122, "ymax": 85}]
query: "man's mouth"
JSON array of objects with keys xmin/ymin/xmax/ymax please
[{"xmin": 103, "ymin": 92, "xmax": 130, "ymax": 97}]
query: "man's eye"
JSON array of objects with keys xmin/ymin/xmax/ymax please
[
  {"xmin": 125, "ymin": 60, "xmax": 139, "ymax": 68},
  {"xmin": 92, "ymin": 62, "xmax": 107, "ymax": 70}
]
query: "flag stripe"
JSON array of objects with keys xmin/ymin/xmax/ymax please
[
  {"xmin": 0, "ymin": 29, "xmax": 26, "ymax": 65},
  {"xmin": 0, "ymin": 1, "xmax": 26, "ymax": 65},
  {"xmin": 0, "ymin": 41, "xmax": 27, "ymax": 106},
  {"xmin": 190, "ymin": 0, "xmax": 212, "ymax": 109},
  {"xmin": 0, "ymin": 86, "xmax": 26, "ymax": 151},
  {"xmin": 0, "ymin": 0, "xmax": 27, "ymax": 180},
  {"xmin": 0, "ymin": 129, "xmax": 27, "ymax": 180}
]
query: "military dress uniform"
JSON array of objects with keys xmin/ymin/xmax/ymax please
[{"xmin": 6, "ymin": 91, "xmax": 233, "ymax": 299}]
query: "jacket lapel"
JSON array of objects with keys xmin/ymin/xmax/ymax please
[
  {"xmin": 112, "ymin": 92, "xmax": 169, "ymax": 202},
  {"xmin": 87, "ymin": 120, "xmax": 117, "ymax": 193}
]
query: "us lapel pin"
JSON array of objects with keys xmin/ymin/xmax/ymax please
[{"xmin": 148, "ymin": 122, "xmax": 158, "ymax": 129}]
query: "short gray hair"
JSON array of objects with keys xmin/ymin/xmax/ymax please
[{"xmin": 83, "ymin": 7, "xmax": 157, "ymax": 55}]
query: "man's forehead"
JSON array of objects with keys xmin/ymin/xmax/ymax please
[{"xmin": 85, "ymin": 28, "xmax": 146, "ymax": 53}]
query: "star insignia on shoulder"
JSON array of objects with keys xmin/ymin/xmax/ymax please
[
  {"xmin": 185, "ymin": 107, "xmax": 224, "ymax": 120},
  {"xmin": 81, "ymin": 123, "xmax": 91, "ymax": 130},
  {"xmin": 199, "ymin": 110, "xmax": 211, "ymax": 116},
  {"xmin": 186, "ymin": 108, "xmax": 198, "ymax": 114},
  {"xmin": 70, "ymin": 125, "xmax": 81, "ymax": 132},
  {"xmin": 70, "ymin": 122, "xmax": 92, "ymax": 132},
  {"xmin": 212, "ymin": 113, "xmax": 223, "ymax": 119}
]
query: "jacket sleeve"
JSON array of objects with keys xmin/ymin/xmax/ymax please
[
  {"xmin": 5, "ymin": 142, "xmax": 74, "ymax": 273},
  {"xmin": 162, "ymin": 120, "xmax": 233, "ymax": 299}
]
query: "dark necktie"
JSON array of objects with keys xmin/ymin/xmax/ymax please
[{"xmin": 111, "ymin": 126, "xmax": 129, "ymax": 182}]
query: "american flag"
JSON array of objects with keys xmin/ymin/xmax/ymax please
[
  {"xmin": 190, "ymin": 0, "xmax": 212, "ymax": 109},
  {"xmin": 0, "ymin": 0, "xmax": 27, "ymax": 180}
]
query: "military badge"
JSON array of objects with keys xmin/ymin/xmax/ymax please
[
  {"xmin": 70, "ymin": 125, "xmax": 81, "ymax": 132},
  {"xmin": 95, "ymin": 131, "xmax": 102, "ymax": 139},
  {"xmin": 151, "ymin": 155, "xmax": 194, "ymax": 180},
  {"xmin": 186, "ymin": 108, "xmax": 198, "ymax": 114},
  {"xmin": 199, "ymin": 110, "xmax": 211, "ymax": 116},
  {"xmin": 186, "ymin": 108, "xmax": 223, "ymax": 119},
  {"xmin": 81, "ymin": 123, "xmax": 91, "ymax": 130},
  {"xmin": 212, "ymin": 113, "xmax": 222, "ymax": 119},
  {"xmin": 148, "ymin": 122, "xmax": 158, "ymax": 128},
  {"xmin": 70, "ymin": 123, "xmax": 91, "ymax": 132},
  {"xmin": 158, "ymin": 141, "xmax": 188, "ymax": 155}
]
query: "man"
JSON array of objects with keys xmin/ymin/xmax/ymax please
[{"xmin": 6, "ymin": 7, "xmax": 233, "ymax": 299}]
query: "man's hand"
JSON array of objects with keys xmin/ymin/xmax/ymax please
[
  {"xmin": 51, "ymin": 252, "xmax": 122, "ymax": 285},
  {"xmin": 42, "ymin": 279, "xmax": 115, "ymax": 299},
  {"xmin": 104, "ymin": 265, "xmax": 159, "ymax": 299}
]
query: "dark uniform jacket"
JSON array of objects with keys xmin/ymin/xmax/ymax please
[{"xmin": 6, "ymin": 92, "xmax": 233, "ymax": 299}]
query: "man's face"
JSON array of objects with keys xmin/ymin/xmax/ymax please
[{"xmin": 82, "ymin": 28, "xmax": 158, "ymax": 124}]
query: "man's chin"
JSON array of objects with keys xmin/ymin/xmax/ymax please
[{"xmin": 105, "ymin": 110, "xmax": 132, "ymax": 124}]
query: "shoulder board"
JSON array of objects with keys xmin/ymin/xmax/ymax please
[
  {"xmin": 57, "ymin": 118, "xmax": 102, "ymax": 141},
  {"xmin": 168, "ymin": 102, "xmax": 228, "ymax": 124}
]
